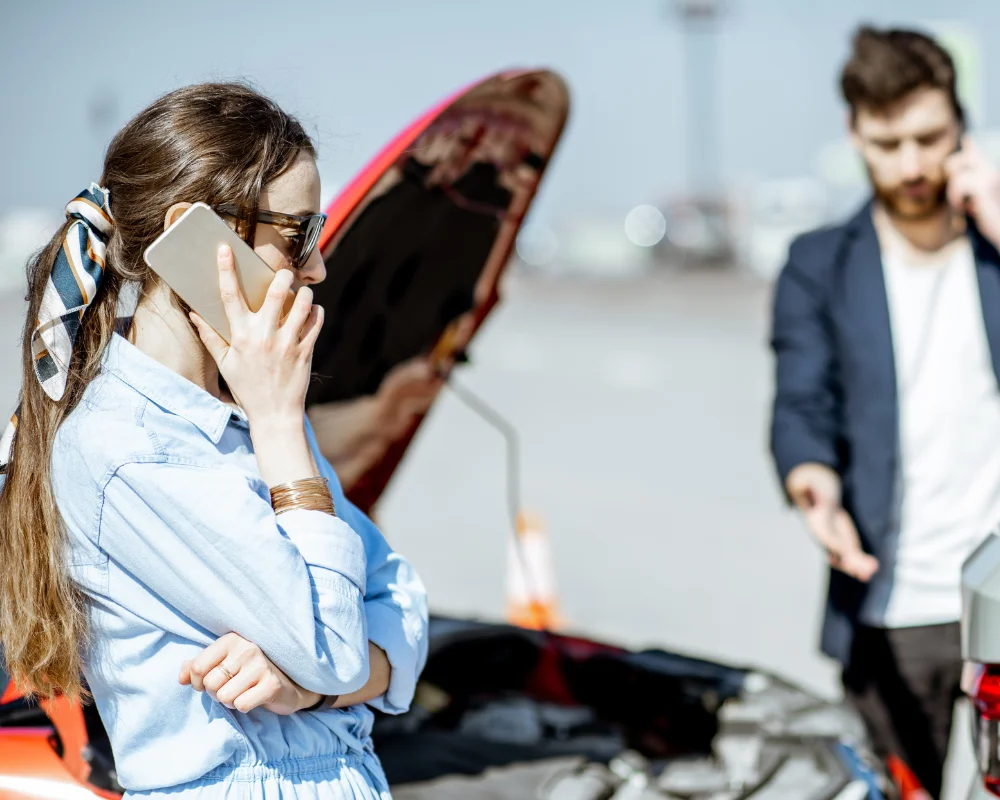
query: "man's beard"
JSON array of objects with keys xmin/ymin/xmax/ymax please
[{"xmin": 871, "ymin": 173, "xmax": 949, "ymax": 222}]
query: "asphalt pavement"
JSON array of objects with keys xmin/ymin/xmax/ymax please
[{"xmin": 0, "ymin": 268, "xmax": 975, "ymax": 797}]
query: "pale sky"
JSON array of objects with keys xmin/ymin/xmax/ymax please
[{"xmin": 3, "ymin": 0, "xmax": 999, "ymax": 225}]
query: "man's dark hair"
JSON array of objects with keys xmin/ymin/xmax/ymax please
[{"xmin": 840, "ymin": 25, "xmax": 965, "ymax": 126}]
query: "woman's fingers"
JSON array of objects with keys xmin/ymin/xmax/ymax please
[
  {"xmin": 188, "ymin": 667, "xmax": 207, "ymax": 693},
  {"xmin": 214, "ymin": 663, "xmax": 260, "ymax": 709},
  {"xmin": 189, "ymin": 312, "xmax": 229, "ymax": 364},
  {"xmin": 180, "ymin": 634, "xmax": 303, "ymax": 715},
  {"xmin": 232, "ymin": 679, "xmax": 280, "ymax": 713},
  {"xmin": 258, "ymin": 269, "xmax": 296, "ymax": 329},
  {"xmin": 298, "ymin": 304, "xmax": 324, "ymax": 351},
  {"xmin": 187, "ymin": 635, "xmax": 235, "ymax": 692},
  {"xmin": 217, "ymin": 245, "xmax": 249, "ymax": 322},
  {"xmin": 281, "ymin": 285, "xmax": 315, "ymax": 340},
  {"xmin": 202, "ymin": 662, "xmax": 241, "ymax": 696}
]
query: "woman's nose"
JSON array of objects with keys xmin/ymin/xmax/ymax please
[{"xmin": 296, "ymin": 247, "xmax": 327, "ymax": 285}]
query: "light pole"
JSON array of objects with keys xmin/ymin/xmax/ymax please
[{"xmin": 670, "ymin": 0, "xmax": 723, "ymax": 199}]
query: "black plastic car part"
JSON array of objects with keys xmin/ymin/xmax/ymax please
[{"xmin": 373, "ymin": 616, "xmax": 748, "ymax": 786}]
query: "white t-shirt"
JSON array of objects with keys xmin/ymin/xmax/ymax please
[{"xmin": 862, "ymin": 236, "xmax": 1000, "ymax": 628}]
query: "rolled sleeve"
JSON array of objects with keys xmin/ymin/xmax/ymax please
[
  {"xmin": 336, "ymin": 498, "xmax": 429, "ymax": 714},
  {"xmin": 277, "ymin": 509, "xmax": 367, "ymax": 591},
  {"xmin": 99, "ymin": 459, "xmax": 370, "ymax": 697},
  {"xmin": 362, "ymin": 557, "xmax": 429, "ymax": 714},
  {"xmin": 304, "ymin": 417, "xmax": 429, "ymax": 713}
]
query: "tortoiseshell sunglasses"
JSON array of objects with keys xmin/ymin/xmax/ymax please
[{"xmin": 215, "ymin": 204, "xmax": 327, "ymax": 269}]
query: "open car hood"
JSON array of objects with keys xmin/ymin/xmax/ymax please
[
  {"xmin": 0, "ymin": 68, "xmax": 569, "ymax": 712},
  {"xmin": 305, "ymin": 68, "xmax": 570, "ymax": 514}
]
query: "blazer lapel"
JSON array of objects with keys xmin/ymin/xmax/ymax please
[
  {"xmin": 836, "ymin": 203, "xmax": 899, "ymax": 539},
  {"xmin": 841, "ymin": 203, "xmax": 898, "ymax": 418}
]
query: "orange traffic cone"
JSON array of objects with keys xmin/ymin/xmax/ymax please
[{"xmin": 506, "ymin": 511, "xmax": 562, "ymax": 630}]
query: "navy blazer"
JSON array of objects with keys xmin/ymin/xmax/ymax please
[{"xmin": 769, "ymin": 200, "xmax": 1000, "ymax": 666}]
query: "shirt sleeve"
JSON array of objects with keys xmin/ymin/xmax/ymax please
[
  {"xmin": 99, "ymin": 458, "xmax": 370, "ymax": 697},
  {"xmin": 343, "ymin": 497, "xmax": 429, "ymax": 714},
  {"xmin": 305, "ymin": 419, "xmax": 430, "ymax": 714}
]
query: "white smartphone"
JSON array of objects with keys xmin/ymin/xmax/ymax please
[{"xmin": 143, "ymin": 202, "xmax": 293, "ymax": 343}]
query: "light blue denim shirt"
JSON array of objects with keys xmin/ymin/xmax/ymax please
[{"xmin": 48, "ymin": 334, "xmax": 429, "ymax": 793}]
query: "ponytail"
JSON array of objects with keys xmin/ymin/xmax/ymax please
[
  {"xmin": 0, "ymin": 81, "xmax": 314, "ymax": 699},
  {"xmin": 0, "ymin": 187, "xmax": 121, "ymax": 699}
]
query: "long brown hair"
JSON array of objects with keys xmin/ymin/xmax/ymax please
[{"xmin": 0, "ymin": 82, "xmax": 314, "ymax": 698}]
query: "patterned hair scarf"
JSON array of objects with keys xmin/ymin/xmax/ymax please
[{"xmin": 0, "ymin": 184, "xmax": 114, "ymax": 473}]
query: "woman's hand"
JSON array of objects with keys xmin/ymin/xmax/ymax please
[
  {"xmin": 190, "ymin": 245, "xmax": 324, "ymax": 427},
  {"xmin": 179, "ymin": 632, "xmax": 321, "ymax": 715},
  {"xmin": 180, "ymin": 634, "xmax": 394, "ymax": 715}
]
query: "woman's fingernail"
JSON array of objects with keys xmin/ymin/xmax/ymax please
[{"xmin": 218, "ymin": 244, "xmax": 231, "ymax": 259}]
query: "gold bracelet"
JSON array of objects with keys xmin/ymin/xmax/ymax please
[{"xmin": 269, "ymin": 477, "xmax": 336, "ymax": 516}]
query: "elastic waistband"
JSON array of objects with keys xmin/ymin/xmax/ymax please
[{"xmin": 201, "ymin": 753, "xmax": 371, "ymax": 783}]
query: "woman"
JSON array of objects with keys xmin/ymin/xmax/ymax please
[{"xmin": 0, "ymin": 83, "xmax": 428, "ymax": 799}]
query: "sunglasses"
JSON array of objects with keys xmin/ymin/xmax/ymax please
[{"xmin": 215, "ymin": 204, "xmax": 327, "ymax": 269}]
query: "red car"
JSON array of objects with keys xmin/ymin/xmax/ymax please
[{"xmin": 1, "ymin": 69, "xmax": 891, "ymax": 800}]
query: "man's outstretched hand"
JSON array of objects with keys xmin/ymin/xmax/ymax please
[{"xmin": 786, "ymin": 463, "xmax": 880, "ymax": 582}]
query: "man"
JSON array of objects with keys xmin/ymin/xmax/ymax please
[{"xmin": 770, "ymin": 26, "xmax": 1000, "ymax": 797}]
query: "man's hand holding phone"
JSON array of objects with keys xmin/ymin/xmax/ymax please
[
  {"xmin": 786, "ymin": 463, "xmax": 879, "ymax": 583},
  {"xmin": 945, "ymin": 136, "xmax": 1000, "ymax": 249}
]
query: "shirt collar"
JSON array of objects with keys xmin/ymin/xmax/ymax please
[{"xmin": 102, "ymin": 334, "xmax": 237, "ymax": 444}]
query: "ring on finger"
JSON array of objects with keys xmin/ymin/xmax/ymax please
[{"xmin": 216, "ymin": 663, "xmax": 235, "ymax": 682}]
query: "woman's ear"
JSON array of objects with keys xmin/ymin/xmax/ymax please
[{"xmin": 163, "ymin": 202, "xmax": 193, "ymax": 231}]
